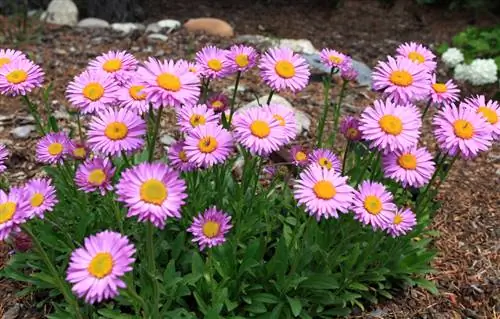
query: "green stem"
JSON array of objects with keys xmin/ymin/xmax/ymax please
[
  {"xmin": 21, "ymin": 95, "xmax": 45, "ymax": 135},
  {"xmin": 327, "ymin": 80, "xmax": 348, "ymax": 147},
  {"xmin": 228, "ymin": 71, "xmax": 241, "ymax": 126},
  {"xmin": 355, "ymin": 151, "xmax": 376, "ymax": 185},
  {"xmin": 121, "ymin": 150, "xmax": 131, "ymax": 167},
  {"xmin": 370, "ymin": 152, "xmax": 381, "ymax": 180},
  {"xmin": 125, "ymin": 277, "xmax": 148, "ymax": 318},
  {"xmin": 146, "ymin": 223, "xmax": 160, "ymax": 318},
  {"xmin": 266, "ymin": 90, "xmax": 275, "ymax": 105},
  {"xmin": 148, "ymin": 106, "xmax": 164, "ymax": 162},
  {"xmin": 421, "ymin": 100, "xmax": 432, "ymax": 119},
  {"xmin": 22, "ymin": 225, "xmax": 83, "ymax": 319},
  {"xmin": 316, "ymin": 68, "xmax": 334, "ymax": 148},
  {"xmin": 202, "ymin": 78, "xmax": 211, "ymax": 102},
  {"xmin": 112, "ymin": 199, "xmax": 124, "ymax": 233},
  {"xmin": 76, "ymin": 113, "xmax": 84, "ymax": 142},
  {"xmin": 341, "ymin": 141, "xmax": 351, "ymax": 175}
]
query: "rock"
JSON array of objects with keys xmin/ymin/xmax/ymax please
[
  {"xmin": 279, "ymin": 39, "xmax": 317, "ymax": 55},
  {"xmin": 18, "ymin": 115, "xmax": 35, "ymax": 125},
  {"xmin": 77, "ymin": 17, "xmax": 110, "ymax": 28},
  {"xmin": 146, "ymin": 19, "xmax": 181, "ymax": 34},
  {"xmin": 351, "ymin": 60, "xmax": 372, "ymax": 87},
  {"xmin": 111, "ymin": 22, "xmax": 145, "ymax": 34},
  {"xmin": 53, "ymin": 110, "xmax": 70, "ymax": 120},
  {"xmin": 0, "ymin": 114, "xmax": 14, "ymax": 126},
  {"xmin": 224, "ymin": 84, "xmax": 247, "ymax": 94},
  {"xmin": 160, "ymin": 134, "xmax": 176, "ymax": 147},
  {"xmin": 235, "ymin": 34, "xmax": 279, "ymax": 47},
  {"xmin": 11, "ymin": 125, "xmax": 35, "ymax": 139},
  {"xmin": 184, "ymin": 18, "xmax": 234, "ymax": 37},
  {"xmin": 145, "ymin": 22, "xmax": 162, "ymax": 34},
  {"xmin": 44, "ymin": 0, "xmax": 78, "ymax": 26},
  {"xmin": 147, "ymin": 33, "xmax": 168, "ymax": 42},
  {"xmin": 1, "ymin": 303, "xmax": 21, "ymax": 319}
]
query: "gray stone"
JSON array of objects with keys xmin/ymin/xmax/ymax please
[
  {"xmin": 279, "ymin": 38, "xmax": 317, "ymax": 54},
  {"xmin": 18, "ymin": 115, "xmax": 35, "ymax": 125},
  {"xmin": 111, "ymin": 22, "xmax": 145, "ymax": 34},
  {"xmin": 146, "ymin": 19, "xmax": 182, "ymax": 34},
  {"xmin": 10, "ymin": 125, "xmax": 35, "ymax": 139},
  {"xmin": 145, "ymin": 22, "xmax": 162, "ymax": 34},
  {"xmin": 0, "ymin": 115, "xmax": 14, "ymax": 125},
  {"xmin": 235, "ymin": 34, "xmax": 279, "ymax": 47},
  {"xmin": 77, "ymin": 17, "xmax": 110, "ymax": 28},
  {"xmin": 351, "ymin": 59, "xmax": 372, "ymax": 87},
  {"xmin": 147, "ymin": 33, "xmax": 168, "ymax": 42},
  {"xmin": 54, "ymin": 110, "xmax": 70, "ymax": 120},
  {"xmin": 160, "ymin": 134, "xmax": 176, "ymax": 146},
  {"xmin": 2, "ymin": 303, "xmax": 21, "ymax": 319},
  {"xmin": 44, "ymin": 0, "xmax": 78, "ymax": 26}
]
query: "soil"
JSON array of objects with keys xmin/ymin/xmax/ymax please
[{"xmin": 0, "ymin": 0, "xmax": 499, "ymax": 318}]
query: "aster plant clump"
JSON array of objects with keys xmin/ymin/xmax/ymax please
[{"xmin": 0, "ymin": 43, "xmax": 497, "ymax": 319}]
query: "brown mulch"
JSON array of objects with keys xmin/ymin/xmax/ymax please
[{"xmin": 0, "ymin": 1, "xmax": 499, "ymax": 317}]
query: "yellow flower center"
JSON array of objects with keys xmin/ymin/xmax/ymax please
[
  {"xmin": 129, "ymin": 85, "xmax": 146, "ymax": 100},
  {"xmin": 273, "ymin": 114, "xmax": 285, "ymax": 126},
  {"xmin": 73, "ymin": 147, "xmax": 86, "ymax": 158},
  {"xmin": 102, "ymin": 58, "xmax": 122, "ymax": 72},
  {"xmin": 48, "ymin": 142, "xmax": 64, "ymax": 156},
  {"xmin": 211, "ymin": 100, "xmax": 224, "ymax": 109},
  {"xmin": 0, "ymin": 57, "xmax": 11, "ymax": 68},
  {"xmin": 198, "ymin": 136, "xmax": 218, "ymax": 153},
  {"xmin": 207, "ymin": 59, "xmax": 223, "ymax": 71},
  {"xmin": 275, "ymin": 60, "xmax": 296, "ymax": 79},
  {"xmin": 328, "ymin": 55, "xmax": 343, "ymax": 65},
  {"xmin": 398, "ymin": 153, "xmax": 417, "ymax": 170},
  {"xmin": 179, "ymin": 150, "xmax": 188, "ymax": 162},
  {"xmin": 6, "ymin": 70, "xmax": 28, "ymax": 84},
  {"xmin": 88, "ymin": 252, "xmax": 113, "ymax": 279},
  {"xmin": 250, "ymin": 120, "xmax": 271, "ymax": 138},
  {"xmin": 140, "ymin": 179, "xmax": 167, "ymax": 205},
  {"xmin": 432, "ymin": 83, "xmax": 447, "ymax": 94},
  {"xmin": 157, "ymin": 73, "xmax": 181, "ymax": 91},
  {"xmin": 363, "ymin": 195, "xmax": 383, "ymax": 215},
  {"xmin": 83, "ymin": 83, "xmax": 105, "ymax": 101},
  {"xmin": 477, "ymin": 107, "xmax": 498, "ymax": 125},
  {"xmin": 393, "ymin": 214, "xmax": 403, "ymax": 225},
  {"xmin": 453, "ymin": 119, "xmax": 474, "ymax": 140},
  {"xmin": 313, "ymin": 180, "xmax": 336, "ymax": 200},
  {"xmin": 389, "ymin": 70, "xmax": 413, "ymax": 87},
  {"xmin": 104, "ymin": 122, "xmax": 128, "ymax": 140},
  {"xmin": 30, "ymin": 193, "xmax": 45, "ymax": 207},
  {"xmin": 318, "ymin": 157, "xmax": 332, "ymax": 170},
  {"xmin": 295, "ymin": 151, "xmax": 307, "ymax": 162},
  {"xmin": 346, "ymin": 128, "xmax": 359, "ymax": 139},
  {"xmin": 235, "ymin": 54, "xmax": 249, "ymax": 68},
  {"xmin": 408, "ymin": 51, "xmax": 425, "ymax": 64},
  {"xmin": 88, "ymin": 169, "xmax": 106, "ymax": 186},
  {"xmin": 0, "ymin": 202, "xmax": 17, "ymax": 224},
  {"xmin": 202, "ymin": 221, "xmax": 220, "ymax": 238},
  {"xmin": 379, "ymin": 115, "xmax": 403, "ymax": 136},
  {"xmin": 189, "ymin": 114, "xmax": 206, "ymax": 127}
]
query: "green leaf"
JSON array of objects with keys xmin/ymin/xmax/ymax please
[
  {"xmin": 348, "ymin": 282, "xmax": 369, "ymax": 291},
  {"xmin": 286, "ymin": 296, "xmax": 302, "ymax": 317},
  {"xmin": 191, "ymin": 251, "xmax": 204, "ymax": 275},
  {"xmin": 299, "ymin": 274, "xmax": 339, "ymax": 290},
  {"xmin": 252, "ymin": 293, "xmax": 280, "ymax": 304},
  {"xmin": 413, "ymin": 278, "xmax": 439, "ymax": 295},
  {"xmin": 98, "ymin": 308, "xmax": 136, "ymax": 319},
  {"xmin": 244, "ymin": 302, "xmax": 267, "ymax": 314}
]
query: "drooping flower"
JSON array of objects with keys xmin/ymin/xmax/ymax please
[
  {"xmin": 0, "ymin": 188, "xmax": 30, "ymax": 240},
  {"xmin": 294, "ymin": 164, "xmax": 355, "ymax": 220},
  {"xmin": 137, "ymin": 57, "xmax": 200, "ymax": 109},
  {"xmin": 340, "ymin": 66, "xmax": 358, "ymax": 82},
  {"xmin": 184, "ymin": 123, "xmax": 233, "ymax": 168},
  {"xmin": 308, "ymin": 148, "xmax": 342, "ymax": 172},
  {"xmin": 187, "ymin": 207, "xmax": 232, "ymax": 250},
  {"xmin": 75, "ymin": 157, "xmax": 115, "ymax": 195},
  {"xmin": 382, "ymin": 146, "xmax": 435, "ymax": 188},
  {"xmin": 66, "ymin": 70, "xmax": 119, "ymax": 114},
  {"xmin": 462, "ymin": 95, "xmax": 500, "ymax": 140},
  {"xmin": 116, "ymin": 79, "xmax": 149, "ymax": 115},
  {"xmin": 207, "ymin": 92, "xmax": 229, "ymax": 113},
  {"xmin": 69, "ymin": 141, "xmax": 89, "ymax": 160},
  {"xmin": 66, "ymin": 231, "xmax": 135, "ymax": 304},
  {"xmin": 386, "ymin": 208, "xmax": 417, "ymax": 237},
  {"xmin": 290, "ymin": 145, "xmax": 309, "ymax": 167},
  {"xmin": 177, "ymin": 104, "xmax": 218, "ymax": 133},
  {"xmin": 359, "ymin": 99, "xmax": 422, "ymax": 153},
  {"xmin": 351, "ymin": 181, "xmax": 396, "ymax": 230},
  {"xmin": 396, "ymin": 42, "xmax": 437, "ymax": 72},
  {"xmin": 116, "ymin": 162, "xmax": 187, "ymax": 229},
  {"xmin": 441, "ymin": 48, "xmax": 464, "ymax": 68},
  {"xmin": 262, "ymin": 103, "xmax": 297, "ymax": 143},
  {"xmin": 0, "ymin": 58, "xmax": 44, "ymax": 96},
  {"xmin": 340, "ymin": 116, "xmax": 362, "ymax": 141},
  {"xmin": 88, "ymin": 50, "xmax": 138, "ymax": 83},
  {"xmin": 195, "ymin": 46, "xmax": 231, "ymax": 79},
  {"xmin": 319, "ymin": 48, "xmax": 351, "ymax": 71},
  {"xmin": 36, "ymin": 132, "xmax": 72, "ymax": 164},
  {"xmin": 87, "ymin": 108, "xmax": 146, "ymax": 156},
  {"xmin": 372, "ymin": 56, "xmax": 430, "ymax": 103},
  {"xmin": 167, "ymin": 140, "xmax": 196, "ymax": 172},
  {"xmin": 0, "ymin": 49, "xmax": 27, "ymax": 68},
  {"xmin": 433, "ymin": 104, "xmax": 493, "ymax": 159},
  {"xmin": 0, "ymin": 144, "xmax": 8, "ymax": 173},
  {"xmin": 25, "ymin": 178, "xmax": 58, "ymax": 219},
  {"xmin": 259, "ymin": 47, "xmax": 310, "ymax": 92},
  {"xmin": 428, "ymin": 74, "xmax": 460, "ymax": 107},
  {"xmin": 226, "ymin": 44, "xmax": 258, "ymax": 73}
]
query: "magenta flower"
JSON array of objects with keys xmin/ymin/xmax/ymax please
[
  {"xmin": 308, "ymin": 148, "xmax": 341, "ymax": 172},
  {"xmin": 187, "ymin": 207, "xmax": 232, "ymax": 250},
  {"xmin": 184, "ymin": 123, "xmax": 233, "ymax": 168},
  {"xmin": 68, "ymin": 141, "xmax": 89, "ymax": 160},
  {"xmin": 75, "ymin": 157, "xmax": 115, "ymax": 195},
  {"xmin": 0, "ymin": 58, "xmax": 44, "ymax": 96},
  {"xmin": 319, "ymin": 48, "xmax": 351, "ymax": 71},
  {"xmin": 207, "ymin": 92, "xmax": 229, "ymax": 113},
  {"xmin": 340, "ymin": 66, "xmax": 358, "ymax": 82},
  {"xmin": 428, "ymin": 74, "xmax": 460, "ymax": 107},
  {"xmin": 386, "ymin": 208, "xmax": 417, "ymax": 237},
  {"xmin": 88, "ymin": 50, "xmax": 138, "ymax": 83},
  {"xmin": 25, "ymin": 178, "xmax": 58, "ymax": 219},
  {"xmin": 116, "ymin": 79, "xmax": 149, "ymax": 115},
  {"xmin": 36, "ymin": 132, "xmax": 72, "ymax": 164},
  {"xmin": 0, "ymin": 144, "xmax": 8, "ymax": 173},
  {"xmin": 179, "ymin": 60, "xmax": 202, "ymax": 77},
  {"xmin": 177, "ymin": 104, "xmax": 218, "ymax": 133},
  {"xmin": 226, "ymin": 44, "xmax": 258, "ymax": 73},
  {"xmin": 167, "ymin": 140, "xmax": 196, "ymax": 172},
  {"xmin": 195, "ymin": 46, "xmax": 231, "ymax": 79},
  {"xmin": 340, "ymin": 116, "xmax": 362, "ymax": 141},
  {"xmin": 382, "ymin": 146, "xmax": 435, "ymax": 188},
  {"xmin": 0, "ymin": 188, "xmax": 30, "ymax": 240},
  {"xmin": 263, "ymin": 103, "xmax": 297, "ymax": 144},
  {"xmin": 396, "ymin": 42, "xmax": 437, "ymax": 72},
  {"xmin": 259, "ymin": 47, "xmax": 310, "ymax": 92},
  {"xmin": 0, "ymin": 49, "xmax": 27, "ymax": 68},
  {"xmin": 290, "ymin": 145, "xmax": 309, "ymax": 167},
  {"xmin": 351, "ymin": 181, "xmax": 396, "ymax": 230},
  {"xmin": 462, "ymin": 95, "xmax": 500, "ymax": 140}
]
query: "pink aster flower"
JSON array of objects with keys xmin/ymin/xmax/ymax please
[
  {"xmin": 167, "ymin": 140, "xmax": 196, "ymax": 172},
  {"xmin": 433, "ymin": 104, "xmax": 493, "ymax": 159},
  {"xmin": 386, "ymin": 208, "xmax": 417, "ymax": 237},
  {"xmin": 88, "ymin": 50, "xmax": 138, "ymax": 83},
  {"xmin": 75, "ymin": 157, "xmax": 115, "ymax": 195},
  {"xmin": 179, "ymin": 60, "xmax": 202, "ymax": 77},
  {"xmin": 351, "ymin": 181, "xmax": 396, "ymax": 230},
  {"xmin": 294, "ymin": 164, "xmax": 354, "ymax": 220},
  {"xmin": 259, "ymin": 47, "xmax": 310, "ymax": 92},
  {"xmin": 232, "ymin": 107, "xmax": 286, "ymax": 156},
  {"xmin": 340, "ymin": 116, "xmax": 362, "ymax": 141},
  {"xmin": 87, "ymin": 108, "xmax": 146, "ymax": 156},
  {"xmin": 177, "ymin": 104, "xmax": 218, "ymax": 133},
  {"xmin": 226, "ymin": 44, "xmax": 258, "ymax": 73},
  {"xmin": 184, "ymin": 123, "xmax": 233, "ymax": 168},
  {"xmin": 116, "ymin": 162, "xmax": 187, "ymax": 229},
  {"xmin": 396, "ymin": 42, "xmax": 437, "ymax": 72},
  {"xmin": 138, "ymin": 57, "xmax": 200, "ymax": 108},
  {"xmin": 382, "ymin": 146, "xmax": 435, "ymax": 188},
  {"xmin": 36, "ymin": 132, "xmax": 72, "ymax": 164},
  {"xmin": 68, "ymin": 141, "xmax": 90, "ymax": 160},
  {"xmin": 187, "ymin": 207, "xmax": 232, "ymax": 251},
  {"xmin": 308, "ymin": 148, "xmax": 341, "ymax": 172},
  {"xmin": 0, "ymin": 49, "xmax": 27, "ymax": 68},
  {"xmin": 341, "ymin": 66, "xmax": 358, "ymax": 82},
  {"xmin": 0, "ymin": 144, "xmax": 8, "ymax": 173},
  {"xmin": 372, "ymin": 56, "xmax": 430, "ymax": 104},
  {"xmin": 0, "ymin": 58, "xmax": 44, "ymax": 96},
  {"xmin": 359, "ymin": 99, "xmax": 422, "ymax": 153},
  {"xmin": 116, "ymin": 79, "xmax": 149, "ymax": 115},
  {"xmin": 262, "ymin": 103, "xmax": 297, "ymax": 143},
  {"xmin": 66, "ymin": 231, "xmax": 135, "ymax": 304},
  {"xmin": 319, "ymin": 48, "xmax": 351, "ymax": 71},
  {"xmin": 207, "ymin": 92, "xmax": 229, "ymax": 113},
  {"xmin": 195, "ymin": 46, "xmax": 231, "ymax": 79},
  {"xmin": 462, "ymin": 95, "xmax": 500, "ymax": 140},
  {"xmin": 428, "ymin": 74, "xmax": 460, "ymax": 107},
  {"xmin": 25, "ymin": 178, "xmax": 58, "ymax": 219},
  {"xmin": 290, "ymin": 145, "xmax": 309, "ymax": 167},
  {"xmin": 66, "ymin": 70, "xmax": 119, "ymax": 114},
  {"xmin": 0, "ymin": 187, "xmax": 30, "ymax": 240}
]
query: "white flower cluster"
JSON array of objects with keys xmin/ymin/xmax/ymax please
[
  {"xmin": 442, "ymin": 48, "xmax": 464, "ymax": 68},
  {"xmin": 442, "ymin": 47, "xmax": 498, "ymax": 86}
]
